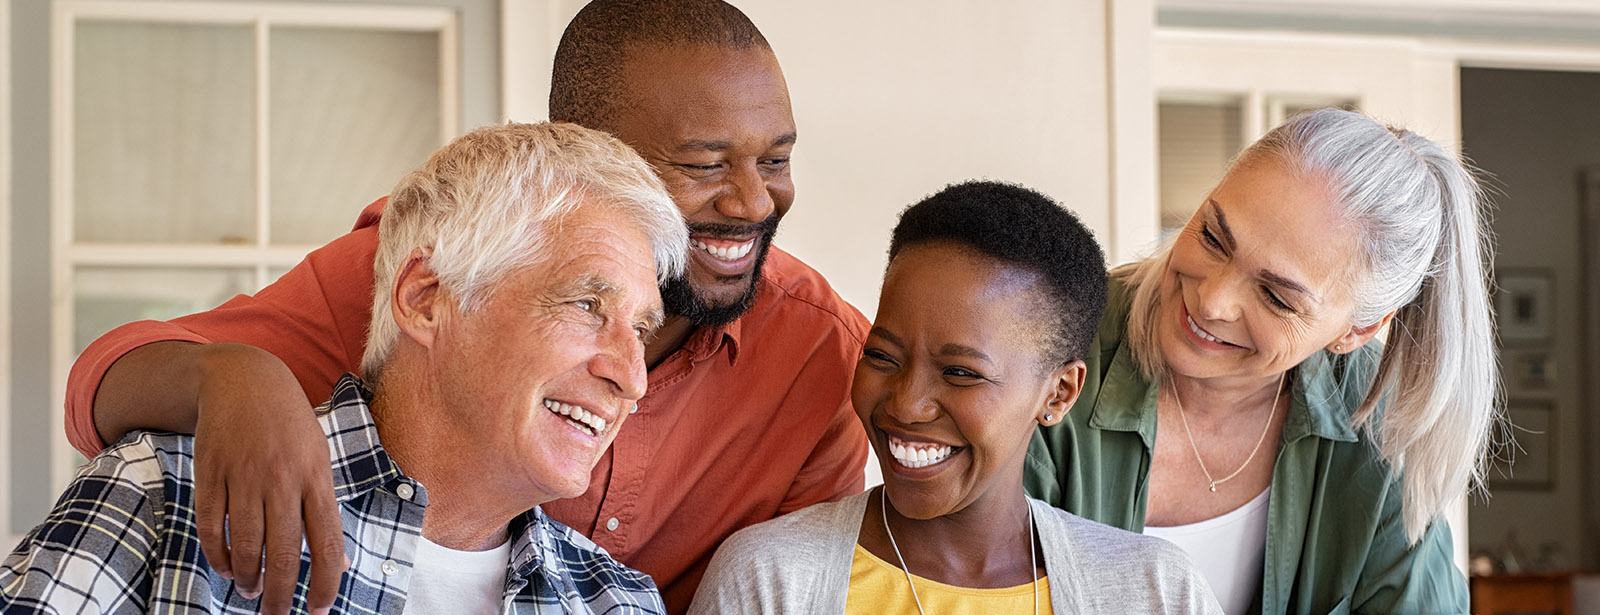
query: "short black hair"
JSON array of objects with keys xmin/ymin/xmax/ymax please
[
  {"xmin": 889, "ymin": 181, "xmax": 1108, "ymax": 365},
  {"xmin": 550, "ymin": 0, "xmax": 770, "ymax": 130}
]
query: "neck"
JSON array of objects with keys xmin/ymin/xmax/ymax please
[
  {"xmin": 873, "ymin": 481, "xmax": 1038, "ymax": 588},
  {"xmin": 370, "ymin": 380, "xmax": 517, "ymax": 551},
  {"xmin": 645, "ymin": 314, "xmax": 696, "ymax": 368},
  {"xmin": 1166, "ymin": 369, "xmax": 1287, "ymax": 419}
]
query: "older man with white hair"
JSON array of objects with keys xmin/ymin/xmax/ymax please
[{"xmin": 0, "ymin": 122, "xmax": 688, "ymax": 615}]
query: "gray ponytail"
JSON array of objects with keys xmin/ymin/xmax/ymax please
[{"xmin": 1258, "ymin": 109, "xmax": 1496, "ymax": 543}]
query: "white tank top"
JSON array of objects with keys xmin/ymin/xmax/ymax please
[
  {"xmin": 399, "ymin": 535, "xmax": 511, "ymax": 615},
  {"xmin": 1144, "ymin": 488, "xmax": 1271, "ymax": 615}
]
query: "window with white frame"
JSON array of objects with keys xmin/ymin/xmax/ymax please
[{"xmin": 50, "ymin": 0, "xmax": 460, "ymax": 486}]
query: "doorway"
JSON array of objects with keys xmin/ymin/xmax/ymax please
[{"xmin": 1460, "ymin": 66, "xmax": 1600, "ymax": 574}]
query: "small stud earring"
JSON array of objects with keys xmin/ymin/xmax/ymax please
[
  {"xmin": 1334, "ymin": 344, "xmax": 1343, "ymax": 352},
  {"xmin": 1043, "ymin": 413, "xmax": 1054, "ymax": 422}
]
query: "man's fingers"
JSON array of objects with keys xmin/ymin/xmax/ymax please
[
  {"xmin": 302, "ymin": 488, "xmax": 347, "ymax": 615},
  {"xmin": 226, "ymin": 495, "xmax": 266, "ymax": 599},
  {"xmin": 194, "ymin": 471, "xmax": 233, "ymax": 580},
  {"xmin": 259, "ymin": 498, "xmax": 308, "ymax": 615}
]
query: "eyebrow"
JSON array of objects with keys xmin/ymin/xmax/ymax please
[
  {"xmin": 868, "ymin": 326, "xmax": 902, "ymax": 347},
  {"xmin": 677, "ymin": 132, "xmax": 797, "ymax": 153},
  {"xmin": 567, "ymin": 275, "xmax": 667, "ymax": 331},
  {"xmin": 639, "ymin": 307, "xmax": 666, "ymax": 334},
  {"xmin": 867, "ymin": 327, "xmax": 993, "ymax": 363},
  {"xmin": 939, "ymin": 343, "xmax": 993, "ymax": 363},
  {"xmin": 1206, "ymin": 199, "xmax": 1317, "ymax": 301}
]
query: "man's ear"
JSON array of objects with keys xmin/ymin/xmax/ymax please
[
  {"xmin": 1329, "ymin": 311, "xmax": 1395, "ymax": 354},
  {"xmin": 1039, "ymin": 359, "xmax": 1088, "ymax": 427},
  {"xmin": 392, "ymin": 248, "xmax": 444, "ymax": 350}
]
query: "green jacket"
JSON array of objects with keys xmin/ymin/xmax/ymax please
[{"xmin": 1023, "ymin": 279, "xmax": 1468, "ymax": 615}]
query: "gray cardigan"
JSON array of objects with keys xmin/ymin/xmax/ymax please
[{"xmin": 689, "ymin": 490, "xmax": 1223, "ymax": 614}]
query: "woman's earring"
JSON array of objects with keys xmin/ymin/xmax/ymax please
[
  {"xmin": 1335, "ymin": 344, "xmax": 1343, "ymax": 352},
  {"xmin": 1043, "ymin": 413, "xmax": 1054, "ymax": 422}
]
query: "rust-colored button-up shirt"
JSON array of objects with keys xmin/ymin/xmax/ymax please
[{"xmin": 66, "ymin": 198, "xmax": 871, "ymax": 614}]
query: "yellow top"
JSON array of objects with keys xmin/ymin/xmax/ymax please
[{"xmin": 844, "ymin": 544, "xmax": 1052, "ymax": 614}]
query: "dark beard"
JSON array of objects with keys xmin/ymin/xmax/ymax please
[{"xmin": 660, "ymin": 215, "xmax": 779, "ymax": 327}]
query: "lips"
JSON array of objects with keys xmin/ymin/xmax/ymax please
[
  {"xmin": 1179, "ymin": 302, "xmax": 1244, "ymax": 350},
  {"xmin": 690, "ymin": 238, "xmax": 756, "ymax": 262},
  {"xmin": 541, "ymin": 399, "xmax": 609, "ymax": 437},
  {"xmin": 885, "ymin": 435, "xmax": 958, "ymax": 469}
]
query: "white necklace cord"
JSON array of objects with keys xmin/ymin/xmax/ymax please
[
  {"xmin": 879, "ymin": 487, "xmax": 1039, "ymax": 614},
  {"xmin": 1171, "ymin": 371, "xmax": 1286, "ymax": 493}
]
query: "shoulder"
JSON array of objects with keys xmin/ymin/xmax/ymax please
[
  {"xmin": 745, "ymin": 246, "xmax": 869, "ymax": 344},
  {"xmin": 527, "ymin": 510, "xmax": 665, "ymax": 612},
  {"xmin": 91, "ymin": 430, "xmax": 198, "ymax": 493},
  {"xmin": 537, "ymin": 511, "xmax": 655, "ymax": 587},
  {"xmin": 692, "ymin": 493, "xmax": 869, "ymax": 613},
  {"xmin": 1, "ymin": 432, "xmax": 196, "ymax": 610},
  {"xmin": 1033, "ymin": 500, "xmax": 1187, "ymax": 566},
  {"xmin": 715, "ymin": 492, "xmax": 867, "ymax": 565},
  {"xmin": 1032, "ymin": 499, "xmax": 1217, "ymax": 607}
]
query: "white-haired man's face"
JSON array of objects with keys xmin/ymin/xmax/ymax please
[{"xmin": 423, "ymin": 203, "xmax": 663, "ymax": 502}]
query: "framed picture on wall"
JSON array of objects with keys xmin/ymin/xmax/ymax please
[
  {"xmin": 1502, "ymin": 347, "xmax": 1556, "ymax": 398},
  {"xmin": 1494, "ymin": 269, "xmax": 1554, "ymax": 344},
  {"xmin": 1489, "ymin": 400, "xmax": 1555, "ymax": 491}
]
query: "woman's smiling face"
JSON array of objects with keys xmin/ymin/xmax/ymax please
[
  {"xmin": 854, "ymin": 242, "xmax": 1081, "ymax": 520},
  {"xmin": 1158, "ymin": 154, "xmax": 1374, "ymax": 385}
]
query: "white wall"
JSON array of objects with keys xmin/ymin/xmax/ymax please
[{"xmin": 503, "ymin": 0, "xmax": 1156, "ymax": 320}]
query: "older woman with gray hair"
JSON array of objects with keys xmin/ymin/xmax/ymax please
[{"xmin": 1025, "ymin": 108, "xmax": 1495, "ymax": 614}]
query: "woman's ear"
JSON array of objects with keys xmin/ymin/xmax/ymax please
[
  {"xmin": 1039, "ymin": 359, "xmax": 1087, "ymax": 426},
  {"xmin": 392, "ymin": 248, "xmax": 444, "ymax": 350},
  {"xmin": 1328, "ymin": 311, "xmax": 1395, "ymax": 354}
]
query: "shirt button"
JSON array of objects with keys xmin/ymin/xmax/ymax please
[
  {"xmin": 380, "ymin": 560, "xmax": 400, "ymax": 576},
  {"xmin": 396, "ymin": 484, "xmax": 415, "ymax": 501},
  {"xmin": 605, "ymin": 517, "xmax": 620, "ymax": 531}
]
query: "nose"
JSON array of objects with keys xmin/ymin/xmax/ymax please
[
  {"xmin": 592, "ymin": 323, "xmax": 649, "ymax": 402},
  {"xmin": 714, "ymin": 161, "xmax": 775, "ymax": 223},
  {"xmin": 1191, "ymin": 269, "xmax": 1244, "ymax": 323},
  {"xmin": 883, "ymin": 370, "xmax": 938, "ymax": 425}
]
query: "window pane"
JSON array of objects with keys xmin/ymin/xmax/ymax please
[
  {"xmin": 1158, "ymin": 100, "xmax": 1243, "ymax": 238},
  {"xmin": 269, "ymin": 26, "xmax": 441, "ymax": 246},
  {"xmin": 74, "ymin": 267, "xmax": 253, "ymax": 354},
  {"xmin": 74, "ymin": 21, "xmax": 256, "ymax": 244}
]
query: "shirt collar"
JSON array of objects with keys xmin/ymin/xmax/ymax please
[
  {"xmin": 682, "ymin": 313, "xmax": 743, "ymax": 365},
  {"xmin": 1284, "ymin": 349, "xmax": 1360, "ymax": 443},
  {"xmin": 318, "ymin": 375, "xmax": 405, "ymax": 503},
  {"xmin": 1088, "ymin": 341, "xmax": 1360, "ymax": 447}
]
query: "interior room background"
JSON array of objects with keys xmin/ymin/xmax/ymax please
[{"xmin": 7, "ymin": 2, "xmax": 1600, "ymax": 609}]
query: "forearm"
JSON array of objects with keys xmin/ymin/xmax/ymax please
[{"xmin": 94, "ymin": 342, "xmax": 300, "ymax": 445}]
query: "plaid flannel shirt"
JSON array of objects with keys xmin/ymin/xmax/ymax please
[{"xmin": 1, "ymin": 374, "xmax": 664, "ymax": 614}]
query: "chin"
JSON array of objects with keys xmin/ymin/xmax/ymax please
[{"xmin": 883, "ymin": 480, "xmax": 962, "ymax": 521}]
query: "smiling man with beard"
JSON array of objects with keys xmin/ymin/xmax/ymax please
[{"xmin": 61, "ymin": 2, "xmax": 870, "ymax": 613}]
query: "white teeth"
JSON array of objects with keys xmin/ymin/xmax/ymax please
[
  {"xmin": 690, "ymin": 239, "xmax": 755, "ymax": 262},
  {"xmin": 542, "ymin": 399, "xmax": 607, "ymax": 436},
  {"xmin": 1187, "ymin": 315, "xmax": 1225, "ymax": 345},
  {"xmin": 887, "ymin": 438, "xmax": 954, "ymax": 469}
]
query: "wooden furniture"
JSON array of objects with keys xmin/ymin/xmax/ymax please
[{"xmin": 1472, "ymin": 572, "xmax": 1580, "ymax": 615}]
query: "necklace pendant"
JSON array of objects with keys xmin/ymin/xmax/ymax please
[{"xmin": 1209, "ymin": 483, "xmax": 1217, "ymax": 493}]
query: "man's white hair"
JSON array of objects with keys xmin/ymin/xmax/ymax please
[{"xmin": 360, "ymin": 122, "xmax": 687, "ymax": 382}]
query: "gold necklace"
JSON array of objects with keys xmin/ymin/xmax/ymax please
[
  {"xmin": 1171, "ymin": 371, "xmax": 1286, "ymax": 493},
  {"xmin": 880, "ymin": 488, "xmax": 1039, "ymax": 615}
]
